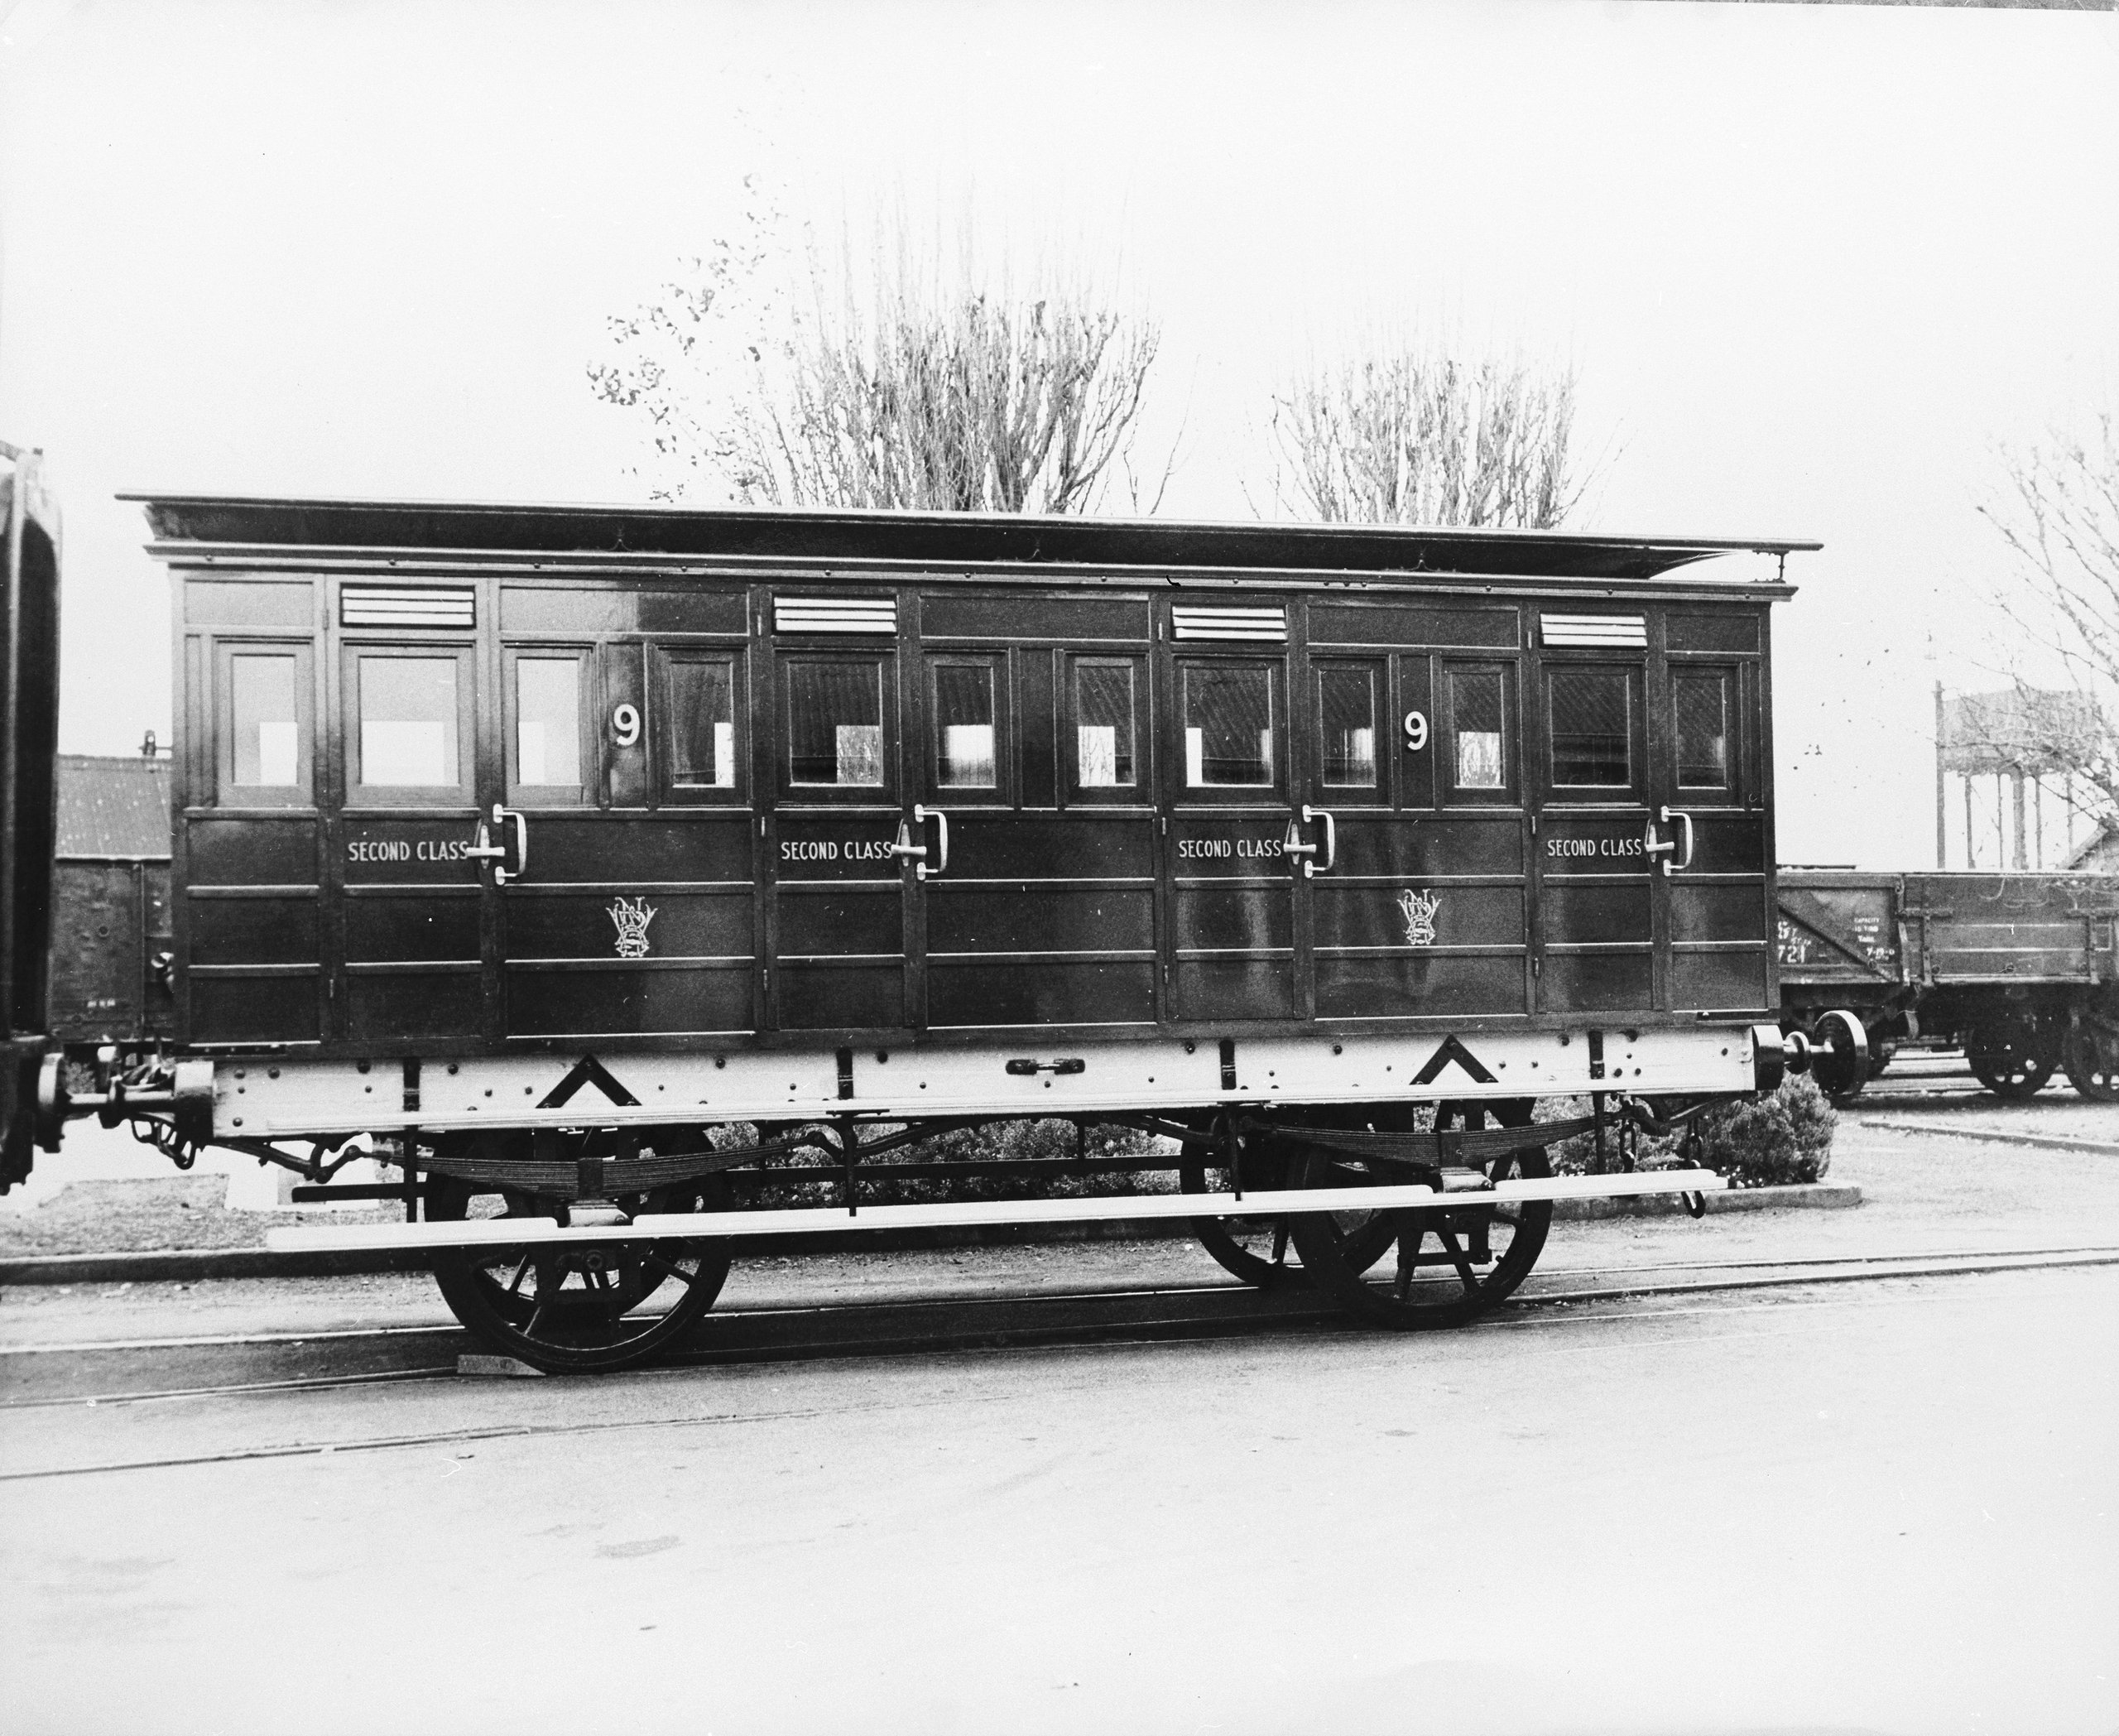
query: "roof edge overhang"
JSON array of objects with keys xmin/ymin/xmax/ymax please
[{"xmin": 122, "ymin": 493, "xmax": 1818, "ymax": 589}]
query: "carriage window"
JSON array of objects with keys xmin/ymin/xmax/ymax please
[
  {"xmin": 228, "ymin": 653, "xmax": 302, "ymax": 791},
  {"xmin": 1074, "ymin": 661, "xmax": 1136, "ymax": 788},
  {"xmin": 1183, "ymin": 666, "xmax": 1275, "ymax": 787},
  {"xmin": 1449, "ymin": 668, "xmax": 1506, "ymax": 791},
  {"xmin": 1550, "ymin": 668, "xmax": 1634, "ymax": 788},
  {"xmin": 788, "ymin": 660, "xmax": 884, "ymax": 786},
  {"xmin": 513, "ymin": 656, "xmax": 582, "ymax": 789},
  {"xmin": 1319, "ymin": 667, "xmax": 1377, "ymax": 788},
  {"xmin": 356, "ymin": 656, "xmax": 459, "ymax": 788},
  {"xmin": 1675, "ymin": 671, "xmax": 1731, "ymax": 790},
  {"xmin": 667, "ymin": 660, "xmax": 737, "ymax": 789},
  {"xmin": 933, "ymin": 664, "xmax": 997, "ymax": 790}
]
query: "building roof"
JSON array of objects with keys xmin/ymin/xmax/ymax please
[
  {"xmin": 125, "ymin": 493, "xmax": 1818, "ymax": 587},
  {"xmin": 55, "ymin": 755, "xmax": 171, "ymax": 859}
]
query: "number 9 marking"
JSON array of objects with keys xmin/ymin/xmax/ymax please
[
  {"xmin": 612, "ymin": 703, "xmax": 641, "ymax": 748},
  {"xmin": 1403, "ymin": 709, "xmax": 1429, "ymax": 752}
]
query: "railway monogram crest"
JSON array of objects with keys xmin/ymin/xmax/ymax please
[
  {"xmin": 608, "ymin": 895, "xmax": 657, "ymax": 959},
  {"xmin": 1397, "ymin": 887, "xmax": 1440, "ymax": 948}
]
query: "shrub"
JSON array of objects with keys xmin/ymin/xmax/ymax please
[
  {"xmin": 1540, "ymin": 1077, "xmax": 1835, "ymax": 1186},
  {"xmin": 1690, "ymin": 1075, "xmax": 1837, "ymax": 1187}
]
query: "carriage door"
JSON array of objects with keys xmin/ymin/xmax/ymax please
[
  {"xmin": 1660, "ymin": 618, "xmax": 1769, "ymax": 1014},
  {"xmin": 1530, "ymin": 613, "xmax": 1659, "ymax": 1016},
  {"xmin": 765, "ymin": 593, "xmax": 911, "ymax": 1033},
  {"xmin": 1160, "ymin": 599, "xmax": 1314, "ymax": 1022},
  {"xmin": 910, "ymin": 592, "xmax": 1160, "ymax": 1034},
  {"xmin": 1531, "ymin": 610, "xmax": 1767, "ymax": 1019}
]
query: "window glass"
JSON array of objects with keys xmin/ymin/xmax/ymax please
[
  {"xmin": 1183, "ymin": 666, "xmax": 1275, "ymax": 787},
  {"xmin": 1550, "ymin": 669, "xmax": 1633, "ymax": 787},
  {"xmin": 1319, "ymin": 667, "xmax": 1377, "ymax": 787},
  {"xmin": 230, "ymin": 654, "xmax": 300, "ymax": 788},
  {"xmin": 1675, "ymin": 672, "xmax": 1730, "ymax": 790},
  {"xmin": 1074, "ymin": 661, "xmax": 1136, "ymax": 788},
  {"xmin": 514, "ymin": 657, "xmax": 581, "ymax": 787},
  {"xmin": 934, "ymin": 665, "xmax": 997, "ymax": 789},
  {"xmin": 358, "ymin": 656, "xmax": 459, "ymax": 787},
  {"xmin": 788, "ymin": 661, "xmax": 884, "ymax": 786},
  {"xmin": 1450, "ymin": 669, "xmax": 1506, "ymax": 790},
  {"xmin": 669, "ymin": 661, "xmax": 737, "ymax": 788}
]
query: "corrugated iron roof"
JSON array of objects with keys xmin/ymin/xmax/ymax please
[{"xmin": 55, "ymin": 756, "xmax": 171, "ymax": 859}]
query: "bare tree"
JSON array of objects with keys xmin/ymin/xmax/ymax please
[
  {"xmin": 1264, "ymin": 344, "xmax": 1587, "ymax": 529},
  {"xmin": 589, "ymin": 200, "xmax": 1167, "ymax": 514},
  {"xmin": 1977, "ymin": 413, "xmax": 2119, "ymax": 838}
]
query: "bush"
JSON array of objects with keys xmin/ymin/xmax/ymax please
[
  {"xmin": 1540, "ymin": 1077, "xmax": 1835, "ymax": 1187},
  {"xmin": 1692, "ymin": 1075, "xmax": 1837, "ymax": 1188},
  {"xmin": 725, "ymin": 1118, "xmax": 1179, "ymax": 1210}
]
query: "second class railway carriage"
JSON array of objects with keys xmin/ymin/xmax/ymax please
[{"xmin": 41, "ymin": 496, "xmax": 1840, "ymax": 1369}]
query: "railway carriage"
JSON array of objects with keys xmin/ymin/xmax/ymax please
[{"xmin": 26, "ymin": 496, "xmax": 1848, "ymax": 1369}]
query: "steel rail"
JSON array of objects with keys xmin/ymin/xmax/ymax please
[{"xmin": 4, "ymin": 1244, "xmax": 2116, "ymax": 1431}]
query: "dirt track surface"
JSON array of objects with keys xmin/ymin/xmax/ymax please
[{"xmin": 3, "ymin": 1106, "xmax": 2116, "ymax": 1734}]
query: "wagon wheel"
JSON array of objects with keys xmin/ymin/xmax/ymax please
[
  {"xmin": 1285, "ymin": 1099, "xmax": 1554, "ymax": 1331},
  {"xmin": 1809, "ymin": 1011, "xmax": 1872, "ymax": 1106},
  {"xmin": 2061, "ymin": 1022, "xmax": 2119, "ymax": 1103},
  {"xmin": 1966, "ymin": 1036, "xmax": 2055, "ymax": 1100},
  {"xmin": 1178, "ymin": 1124, "xmax": 1393, "ymax": 1289},
  {"xmin": 427, "ymin": 1171, "xmax": 734, "ymax": 1374}
]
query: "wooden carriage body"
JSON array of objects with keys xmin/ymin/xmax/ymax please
[{"xmin": 137, "ymin": 497, "xmax": 1805, "ymax": 1136}]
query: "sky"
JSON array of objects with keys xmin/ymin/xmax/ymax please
[{"xmin": 2, "ymin": 0, "xmax": 2114, "ymax": 868}]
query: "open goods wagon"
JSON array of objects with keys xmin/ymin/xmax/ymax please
[
  {"xmin": 21, "ymin": 496, "xmax": 1852, "ymax": 1370},
  {"xmin": 1777, "ymin": 869, "xmax": 2119, "ymax": 1101}
]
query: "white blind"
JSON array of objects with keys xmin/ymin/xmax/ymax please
[
  {"xmin": 1540, "ymin": 613, "xmax": 1646, "ymax": 649},
  {"xmin": 775, "ymin": 595, "xmax": 896, "ymax": 635},
  {"xmin": 1171, "ymin": 604, "xmax": 1286, "ymax": 643},
  {"xmin": 341, "ymin": 586, "xmax": 475, "ymax": 629}
]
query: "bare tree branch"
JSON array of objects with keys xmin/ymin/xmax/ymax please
[
  {"xmin": 589, "ymin": 202, "xmax": 1166, "ymax": 516},
  {"xmin": 1975, "ymin": 412, "xmax": 2119, "ymax": 839},
  {"xmin": 1264, "ymin": 344, "xmax": 1590, "ymax": 530}
]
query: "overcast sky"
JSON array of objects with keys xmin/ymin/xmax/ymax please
[{"xmin": 2, "ymin": 0, "xmax": 2114, "ymax": 867}]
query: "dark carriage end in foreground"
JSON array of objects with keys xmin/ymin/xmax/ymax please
[{"xmin": 22, "ymin": 494, "xmax": 1866, "ymax": 1370}]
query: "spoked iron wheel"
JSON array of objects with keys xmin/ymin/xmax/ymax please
[
  {"xmin": 2062, "ymin": 1022, "xmax": 2119, "ymax": 1103},
  {"xmin": 1967, "ymin": 1039, "xmax": 2055, "ymax": 1100},
  {"xmin": 1179, "ymin": 1123, "xmax": 1394, "ymax": 1289},
  {"xmin": 427, "ymin": 1172, "xmax": 733, "ymax": 1373},
  {"xmin": 1285, "ymin": 1099, "xmax": 1554, "ymax": 1331}
]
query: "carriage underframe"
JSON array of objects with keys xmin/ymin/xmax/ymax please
[{"xmin": 49, "ymin": 1018, "xmax": 1833, "ymax": 1371}]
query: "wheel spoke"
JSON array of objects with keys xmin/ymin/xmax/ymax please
[
  {"xmin": 644, "ymin": 1251, "xmax": 698, "ymax": 1289},
  {"xmin": 505, "ymin": 1254, "xmax": 533, "ymax": 1299},
  {"xmin": 1432, "ymin": 1220, "xmax": 1482, "ymax": 1292}
]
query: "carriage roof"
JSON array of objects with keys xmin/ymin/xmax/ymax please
[{"xmin": 125, "ymin": 494, "xmax": 1814, "ymax": 591}]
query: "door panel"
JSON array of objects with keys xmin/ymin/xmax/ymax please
[
  {"xmin": 1163, "ymin": 642, "xmax": 1303, "ymax": 1022},
  {"xmin": 1532, "ymin": 650, "xmax": 1655, "ymax": 1014},
  {"xmin": 335, "ymin": 640, "xmax": 485, "ymax": 1042},
  {"xmin": 1665, "ymin": 656, "xmax": 1771, "ymax": 1012},
  {"xmin": 491, "ymin": 638, "xmax": 758, "ymax": 1041},
  {"xmin": 767, "ymin": 644, "xmax": 908, "ymax": 1033},
  {"xmin": 1303, "ymin": 645, "xmax": 1529, "ymax": 1023}
]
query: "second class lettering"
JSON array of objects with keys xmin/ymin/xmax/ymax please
[
  {"xmin": 1546, "ymin": 836, "xmax": 1646, "ymax": 859},
  {"xmin": 1178, "ymin": 837, "xmax": 1285, "ymax": 860}
]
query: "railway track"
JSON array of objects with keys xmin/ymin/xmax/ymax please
[{"xmin": 6, "ymin": 1241, "xmax": 2114, "ymax": 1425}]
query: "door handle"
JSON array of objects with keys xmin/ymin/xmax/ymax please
[
  {"xmin": 1300, "ymin": 805, "xmax": 1336, "ymax": 878},
  {"xmin": 464, "ymin": 816, "xmax": 507, "ymax": 864},
  {"xmin": 1660, "ymin": 805, "xmax": 1695, "ymax": 877},
  {"xmin": 1645, "ymin": 818, "xmax": 1677, "ymax": 862},
  {"xmin": 887, "ymin": 818, "xmax": 928, "ymax": 863},
  {"xmin": 914, "ymin": 805, "xmax": 949, "ymax": 880},
  {"xmin": 492, "ymin": 804, "xmax": 530, "ymax": 885}
]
